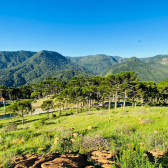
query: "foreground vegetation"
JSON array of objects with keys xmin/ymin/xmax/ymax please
[
  {"xmin": 0, "ymin": 106, "xmax": 168, "ymax": 167},
  {"xmin": 1, "ymin": 71, "xmax": 168, "ymax": 167}
]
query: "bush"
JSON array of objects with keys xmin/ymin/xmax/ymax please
[
  {"xmin": 115, "ymin": 147, "xmax": 161, "ymax": 168},
  {"xmin": 1, "ymin": 123, "xmax": 17, "ymax": 133},
  {"xmin": 82, "ymin": 135, "xmax": 110, "ymax": 150},
  {"xmin": 33, "ymin": 118, "xmax": 46, "ymax": 128}
]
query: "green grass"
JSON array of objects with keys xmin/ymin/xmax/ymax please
[
  {"xmin": 0, "ymin": 104, "xmax": 8, "ymax": 115},
  {"xmin": 0, "ymin": 106, "xmax": 168, "ymax": 167}
]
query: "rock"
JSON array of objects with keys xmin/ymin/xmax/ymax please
[
  {"xmin": 70, "ymin": 138, "xmax": 76, "ymax": 143},
  {"xmin": 73, "ymin": 133, "xmax": 78, "ymax": 137},
  {"xmin": 127, "ymin": 144, "xmax": 132, "ymax": 148},
  {"xmin": 1, "ymin": 145, "xmax": 7, "ymax": 149},
  {"xmin": 139, "ymin": 120, "xmax": 145, "ymax": 124},
  {"xmin": 19, "ymin": 139, "xmax": 25, "ymax": 144},
  {"xmin": 88, "ymin": 126, "xmax": 93, "ymax": 130},
  {"xmin": 154, "ymin": 130, "xmax": 158, "ymax": 134},
  {"xmin": 38, "ymin": 148, "xmax": 44, "ymax": 151},
  {"xmin": 139, "ymin": 142, "xmax": 145, "ymax": 145},
  {"xmin": 102, "ymin": 164, "xmax": 112, "ymax": 168},
  {"xmin": 148, "ymin": 150, "xmax": 167, "ymax": 157},
  {"xmin": 52, "ymin": 114, "xmax": 56, "ymax": 118},
  {"xmin": 54, "ymin": 138, "xmax": 60, "ymax": 144}
]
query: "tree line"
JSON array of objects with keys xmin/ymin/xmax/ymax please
[{"xmin": 1, "ymin": 71, "xmax": 168, "ymax": 124}]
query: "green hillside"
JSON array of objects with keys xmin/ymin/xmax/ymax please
[
  {"xmin": 29, "ymin": 69, "xmax": 94, "ymax": 84},
  {"xmin": 1, "ymin": 51, "xmax": 168, "ymax": 87},
  {"xmin": 0, "ymin": 51, "xmax": 36, "ymax": 69},
  {"xmin": 113, "ymin": 56, "xmax": 128, "ymax": 63},
  {"xmin": 101, "ymin": 57, "xmax": 168, "ymax": 82},
  {"xmin": 68, "ymin": 54, "xmax": 119, "ymax": 75},
  {"xmin": 0, "ymin": 50, "xmax": 88, "ymax": 87},
  {"xmin": 143, "ymin": 55, "xmax": 168, "ymax": 70}
]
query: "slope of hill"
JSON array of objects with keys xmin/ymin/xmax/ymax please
[
  {"xmin": 0, "ymin": 51, "xmax": 36, "ymax": 69},
  {"xmin": 68, "ymin": 54, "xmax": 119, "ymax": 75},
  {"xmin": 29, "ymin": 69, "xmax": 94, "ymax": 84},
  {"xmin": 0, "ymin": 50, "xmax": 88, "ymax": 87},
  {"xmin": 144, "ymin": 54, "xmax": 168, "ymax": 66},
  {"xmin": 101, "ymin": 57, "xmax": 168, "ymax": 82},
  {"xmin": 113, "ymin": 56, "xmax": 128, "ymax": 63}
]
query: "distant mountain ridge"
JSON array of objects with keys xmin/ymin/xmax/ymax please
[
  {"xmin": 101, "ymin": 57, "xmax": 168, "ymax": 82},
  {"xmin": 1, "ymin": 50, "xmax": 168, "ymax": 86},
  {"xmin": 0, "ymin": 51, "xmax": 36, "ymax": 69},
  {"xmin": 0, "ymin": 50, "xmax": 89, "ymax": 87},
  {"xmin": 68, "ymin": 54, "xmax": 128, "ymax": 75}
]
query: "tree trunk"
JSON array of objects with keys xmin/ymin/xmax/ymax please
[
  {"xmin": 112, "ymin": 94, "xmax": 114, "ymax": 102},
  {"xmin": 97, "ymin": 93, "xmax": 99, "ymax": 104},
  {"xmin": 47, "ymin": 111, "xmax": 49, "ymax": 119},
  {"xmin": 76, "ymin": 99, "xmax": 79, "ymax": 114},
  {"xmin": 66, "ymin": 100, "xmax": 68, "ymax": 115},
  {"xmin": 108, "ymin": 96, "xmax": 111, "ymax": 111},
  {"xmin": 87, "ymin": 99, "xmax": 89, "ymax": 111},
  {"xmin": 83, "ymin": 101, "xmax": 84, "ymax": 110},
  {"xmin": 124, "ymin": 90, "xmax": 126, "ymax": 109},
  {"xmin": 3, "ymin": 100, "xmax": 6, "ymax": 115},
  {"xmin": 9, "ymin": 92, "xmax": 12, "ymax": 103},
  {"xmin": 132, "ymin": 98, "xmax": 134, "ymax": 107},
  {"xmin": 115, "ymin": 90, "xmax": 118, "ymax": 110},
  {"xmin": 22, "ymin": 112, "xmax": 24, "ymax": 125}
]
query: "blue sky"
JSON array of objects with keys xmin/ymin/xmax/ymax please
[{"xmin": 0, "ymin": 0, "xmax": 168, "ymax": 58}]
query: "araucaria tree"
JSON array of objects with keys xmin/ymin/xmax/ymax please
[
  {"xmin": 17, "ymin": 100, "xmax": 33, "ymax": 125},
  {"xmin": 41, "ymin": 100, "xmax": 54, "ymax": 119}
]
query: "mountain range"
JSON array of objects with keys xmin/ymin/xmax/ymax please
[{"xmin": 0, "ymin": 50, "xmax": 168, "ymax": 87}]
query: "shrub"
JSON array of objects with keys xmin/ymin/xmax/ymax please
[
  {"xmin": 82, "ymin": 135, "xmax": 110, "ymax": 150},
  {"xmin": 33, "ymin": 118, "xmax": 46, "ymax": 128},
  {"xmin": 1, "ymin": 123, "xmax": 17, "ymax": 133},
  {"xmin": 115, "ymin": 146, "xmax": 161, "ymax": 168}
]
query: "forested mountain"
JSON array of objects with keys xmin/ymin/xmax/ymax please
[
  {"xmin": 0, "ymin": 51, "xmax": 36, "ymax": 69},
  {"xmin": 143, "ymin": 54, "xmax": 168, "ymax": 65},
  {"xmin": 29, "ymin": 69, "xmax": 94, "ymax": 84},
  {"xmin": 68, "ymin": 54, "xmax": 122, "ymax": 75},
  {"xmin": 1, "ymin": 50, "xmax": 168, "ymax": 87},
  {"xmin": 113, "ymin": 56, "xmax": 128, "ymax": 63},
  {"xmin": 101, "ymin": 57, "xmax": 168, "ymax": 82},
  {"xmin": 0, "ymin": 50, "xmax": 88, "ymax": 87}
]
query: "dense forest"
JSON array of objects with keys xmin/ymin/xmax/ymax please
[
  {"xmin": 1, "ymin": 51, "xmax": 168, "ymax": 87},
  {"xmin": 1, "ymin": 71, "xmax": 168, "ymax": 120}
]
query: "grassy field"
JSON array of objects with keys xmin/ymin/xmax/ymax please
[
  {"xmin": 0, "ymin": 106, "xmax": 168, "ymax": 167},
  {"xmin": 0, "ymin": 103, "xmax": 10, "ymax": 115}
]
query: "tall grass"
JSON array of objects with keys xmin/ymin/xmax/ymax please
[{"xmin": 0, "ymin": 106, "xmax": 168, "ymax": 167}]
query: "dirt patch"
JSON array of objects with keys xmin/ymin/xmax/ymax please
[
  {"xmin": 13, "ymin": 153, "xmax": 87, "ymax": 168},
  {"xmin": 41, "ymin": 154, "xmax": 86, "ymax": 168},
  {"xmin": 89, "ymin": 150, "xmax": 116, "ymax": 167},
  {"xmin": 12, "ymin": 150, "xmax": 117, "ymax": 168}
]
